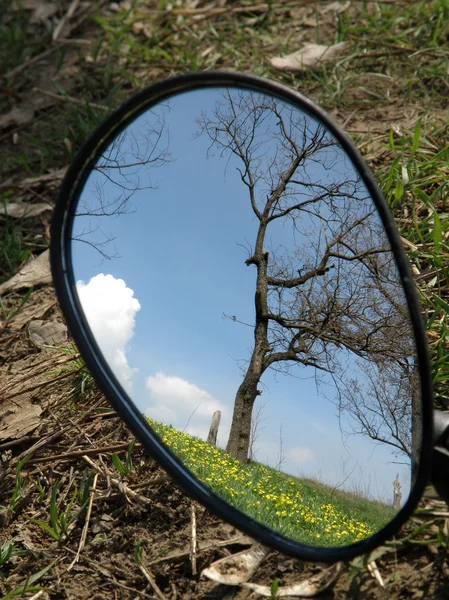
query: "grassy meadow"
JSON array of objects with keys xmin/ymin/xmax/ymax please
[{"xmin": 146, "ymin": 417, "xmax": 396, "ymax": 547}]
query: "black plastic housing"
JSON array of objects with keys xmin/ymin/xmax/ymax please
[{"xmin": 50, "ymin": 71, "xmax": 434, "ymax": 563}]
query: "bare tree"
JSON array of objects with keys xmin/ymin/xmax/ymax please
[
  {"xmin": 196, "ymin": 90, "xmax": 416, "ymax": 462},
  {"xmin": 72, "ymin": 106, "xmax": 171, "ymax": 261},
  {"xmin": 334, "ymin": 353, "xmax": 420, "ymax": 485}
]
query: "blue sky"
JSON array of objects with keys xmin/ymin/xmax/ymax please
[{"xmin": 71, "ymin": 87, "xmax": 415, "ymax": 508}]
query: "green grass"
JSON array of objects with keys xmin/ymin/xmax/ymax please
[
  {"xmin": 0, "ymin": 455, "xmax": 30, "ymax": 517},
  {"xmin": 30, "ymin": 471, "xmax": 93, "ymax": 544},
  {"xmin": 146, "ymin": 417, "xmax": 396, "ymax": 547},
  {"xmin": 0, "ymin": 0, "xmax": 40, "ymax": 76},
  {"xmin": 44, "ymin": 343, "xmax": 96, "ymax": 404},
  {"xmin": 375, "ymin": 118, "xmax": 449, "ymax": 406},
  {"xmin": 0, "ymin": 541, "xmax": 15, "ymax": 570},
  {"xmin": 112, "ymin": 439, "xmax": 136, "ymax": 477},
  {"xmin": 307, "ymin": 0, "xmax": 449, "ymax": 107},
  {"xmin": 0, "ymin": 194, "xmax": 32, "ymax": 284},
  {"xmin": 0, "ymin": 559, "xmax": 58, "ymax": 600}
]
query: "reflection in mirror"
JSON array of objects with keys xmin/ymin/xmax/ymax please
[{"xmin": 70, "ymin": 87, "xmax": 422, "ymax": 547}]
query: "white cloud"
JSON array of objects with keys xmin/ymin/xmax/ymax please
[
  {"xmin": 253, "ymin": 440, "xmax": 279, "ymax": 463},
  {"xmin": 252, "ymin": 441, "xmax": 314, "ymax": 472},
  {"xmin": 311, "ymin": 420, "xmax": 328, "ymax": 435},
  {"xmin": 145, "ymin": 372, "xmax": 228, "ymax": 442},
  {"xmin": 286, "ymin": 446, "xmax": 314, "ymax": 464},
  {"xmin": 76, "ymin": 273, "xmax": 141, "ymax": 394}
]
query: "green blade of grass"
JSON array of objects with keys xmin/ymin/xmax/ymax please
[
  {"xmin": 2, "ymin": 558, "xmax": 58, "ymax": 600},
  {"xmin": 29, "ymin": 519, "xmax": 60, "ymax": 542}
]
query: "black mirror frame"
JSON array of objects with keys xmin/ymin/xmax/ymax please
[{"xmin": 50, "ymin": 71, "xmax": 433, "ymax": 563}]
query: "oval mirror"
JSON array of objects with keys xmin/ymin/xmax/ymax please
[{"xmin": 51, "ymin": 73, "xmax": 432, "ymax": 562}]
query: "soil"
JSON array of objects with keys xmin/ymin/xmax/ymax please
[{"xmin": 1, "ymin": 1, "xmax": 449, "ymax": 598}]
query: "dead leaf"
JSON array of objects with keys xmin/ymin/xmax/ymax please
[
  {"xmin": 9, "ymin": 298, "xmax": 56, "ymax": 330},
  {"xmin": 321, "ymin": 1, "xmax": 350, "ymax": 14},
  {"xmin": 132, "ymin": 21, "xmax": 153, "ymax": 38},
  {"xmin": 201, "ymin": 544, "xmax": 270, "ymax": 585},
  {"xmin": 29, "ymin": 319, "xmax": 67, "ymax": 346},
  {"xmin": 0, "ymin": 250, "xmax": 51, "ymax": 295},
  {"xmin": 0, "ymin": 396, "xmax": 42, "ymax": 442},
  {"xmin": 0, "ymin": 201, "xmax": 51, "ymax": 218},
  {"xmin": 270, "ymin": 42, "xmax": 348, "ymax": 71},
  {"xmin": 350, "ymin": 545, "xmax": 394, "ymax": 570},
  {"xmin": 367, "ymin": 560, "xmax": 385, "ymax": 588},
  {"xmin": 151, "ymin": 535, "xmax": 253, "ymax": 565},
  {"xmin": 1, "ymin": 167, "xmax": 68, "ymax": 192},
  {"xmin": 365, "ymin": 2, "xmax": 381, "ymax": 15},
  {"xmin": 242, "ymin": 563, "xmax": 342, "ymax": 597},
  {"xmin": 0, "ymin": 107, "xmax": 35, "ymax": 131},
  {"xmin": 12, "ymin": 0, "xmax": 59, "ymax": 21},
  {"xmin": 30, "ymin": 2, "xmax": 59, "ymax": 23}
]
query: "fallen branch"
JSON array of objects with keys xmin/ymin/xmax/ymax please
[
  {"xmin": 138, "ymin": 562, "xmax": 169, "ymax": 600},
  {"xmin": 53, "ymin": 0, "xmax": 81, "ymax": 41},
  {"xmin": 82, "ymin": 455, "xmax": 176, "ymax": 517},
  {"xmin": 2, "ymin": 366, "xmax": 85, "ymax": 402},
  {"xmin": 32, "ymin": 88, "xmax": 109, "ymax": 111},
  {"xmin": 68, "ymin": 473, "xmax": 98, "ymax": 570},
  {"xmin": 26, "ymin": 442, "xmax": 140, "ymax": 465},
  {"xmin": 202, "ymin": 543, "xmax": 270, "ymax": 585},
  {"xmin": 150, "ymin": 535, "xmax": 253, "ymax": 565},
  {"xmin": 242, "ymin": 563, "xmax": 343, "ymax": 597},
  {"xmin": 367, "ymin": 560, "xmax": 385, "ymax": 588},
  {"xmin": 190, "ymin": 503, "xmax": 197, "ymax": 576}
]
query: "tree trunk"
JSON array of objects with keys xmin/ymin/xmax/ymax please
[
  {"xmin": 226, "ymin": 373, "xmax": 262, "ymax": 462},
  {"xmin": 226, "ymin": 223, "xmax": 270, "ymax": 462}
]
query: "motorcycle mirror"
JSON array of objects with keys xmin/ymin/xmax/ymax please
[{"xmin": 50, "ymin": 72, "xmax": 433, "ymax": 563}]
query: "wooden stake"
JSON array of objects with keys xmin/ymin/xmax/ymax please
[{"xmin": 206, "ymin": 410, "xmax": 221, "ymax": 446}]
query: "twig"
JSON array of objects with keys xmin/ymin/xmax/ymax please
[
  {"xmin": 53, "ymin": 0, "xmax": 81, "ymax": 41},
  {"xmin": 2, "ymin": 352, "xmax": 81, "ymax": 394},
  {"xmin": 0, "ymin": 435, "xmax": 40, "ymax": 451},
  {"xmin": 56, "ymin": 38, "xmax": 92, "ymax": 45},
  {"xmin": 68, "ymin": 473, "xmax": 98, "ymax": 570},
  {"xmin": 64, "ymin": 547, "xmax": 154, "ymax": 598},
  {"xmin": 2, "ymin": 366, "xmax": 84, "ymax": 401},
  {"xmin": 32, "ymin": 88, "xmax": 109, "ymax": 111},
  {"xmin": 150, "ymin": 535, "xmax": 253, "ymax": 565},
  {"xmin": 130, "ymin": 476, "xmax": 170, "ymax": 490},
  {"xmin": 71, "ymin": 476, "xmax": 169, "ymax": 502},
  {"xmin": 137, "ymin": 3, "xmax": 292, "ymax": 17},
  {"xmin": 190, "ymin": 503, "xmax": 197, "ymax": 576},
  {"xmin": 82, "ymin": 455, "xmax": 176, "ymax": 517},
  {"xmin": 357, "ymin": 133, "xmax": 389, "ymax": 151},
  {"xmin": 14, "ymin": 399, "xmax": 106, "ymax": 463},
  {"xmin": 138, "ymin": 562, "xmax": 169, "ymax": 600},
  {"xmin": 6, "ymin": 47, "xmax": 57, "ymax": 78},
  {"xmin": 103, "ymin": 579, "xmax": 155, "ymax": 599},
  {"xmin": 26, "ymin": 442, "xmax": 140, "ymax": 465},
  {"xmin": 400, "ymin": 236, "xmax": 419, "ymax": 251}
]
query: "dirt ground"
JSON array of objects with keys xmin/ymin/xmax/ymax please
[{"xmin": 1, "ymin": 0, "xmax": 449, "ymax": 598}]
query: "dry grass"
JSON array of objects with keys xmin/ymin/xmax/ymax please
[{"xmin": 1, "ymin": 1, "xmax": 449, "ymax": 598}]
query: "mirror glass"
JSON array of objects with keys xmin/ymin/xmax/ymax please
[{"xmin": 69, "ymin": 87, "xmax": 422, "ymax": 547}]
